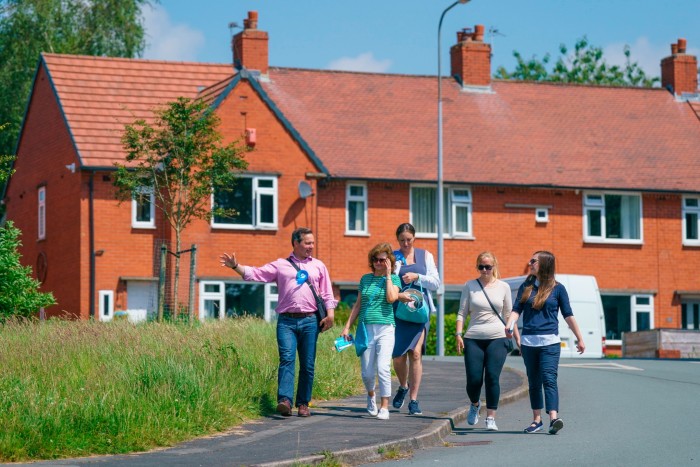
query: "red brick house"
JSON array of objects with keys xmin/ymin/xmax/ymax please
[{"xmin": 4, "ymin": 11, "xmax": 700, "ymax": 354}]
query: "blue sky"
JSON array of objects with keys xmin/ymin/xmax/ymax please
[{"xmin": 144, "ymin": 1, "xmax": 700, "ymax": 81}]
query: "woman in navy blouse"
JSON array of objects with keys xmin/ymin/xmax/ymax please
[{"xmin": 505, "ymin": 251, "xmax": 585, "ymax": 435}]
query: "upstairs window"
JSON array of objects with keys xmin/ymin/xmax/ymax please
[
  {"xmin": 410, "ymin": 185, "xmax": 472, "ymax": 238},
  {"xmin": 132, "ymin": 188, "xmax": 155, "ymax": 228},
  {"xmin": 682, "ymin": 196, "xmax": 700, "ymax": 246},
  {"xmin": 38, "ymin": 186, "xmax": 46, "ymax": 240},
  {"xmin": 346, "ymin": 182, "xmax": 367, "ymax": 235},
  {"xmin": 212, "ymin": 175, "xmax": 277, "ymax": 229},
  {"xmin": 583, "ymin": 192, "xmax": 642, "ymax": 244}
]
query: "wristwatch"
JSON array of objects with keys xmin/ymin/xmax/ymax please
[{"xmin": 455, "ymin": 332, "xmax": 463, "ymax": 337}]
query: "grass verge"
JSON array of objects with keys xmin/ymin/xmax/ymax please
[{"xmin": 0, "ymin": 318, "xmax": 362, "ymax": 462}]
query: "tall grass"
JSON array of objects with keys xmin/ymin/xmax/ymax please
[{"xmin": 0, "ymin": 318, "xmax": 362, "ymax": 462}]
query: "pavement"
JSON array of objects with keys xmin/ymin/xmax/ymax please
[{"xmin": 25, "ymin": 356, "xmax": 527, "ymax": 467}]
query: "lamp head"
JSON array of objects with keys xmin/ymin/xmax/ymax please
[{"xmin": 459, "ymin": 0, "xmax": 471, "ymax": 3}]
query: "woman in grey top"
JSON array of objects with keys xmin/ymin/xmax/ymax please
[{"xmin": 456, "ymin": 251, "xmax": 519, "ymax": 431}]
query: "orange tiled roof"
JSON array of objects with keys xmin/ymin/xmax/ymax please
[
  {"xmin": 42, "ymin": 53, "xmax": 234, "ymax": 167},
  {"xmin": 42, "ymin": 54, "xmax": 700, "ymax": 192},
  {"xmin": 260, "ymin": 68, "xmax": 700, "ymax": 192}
]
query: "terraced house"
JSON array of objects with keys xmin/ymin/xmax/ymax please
[{"xmin": 5, "ymin": 11, "xmax": 700, "ymax": 355}]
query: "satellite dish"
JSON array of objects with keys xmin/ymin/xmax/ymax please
[{"xmin": 298, "ymin": 181, "xmax": 314, "ymax": 199}]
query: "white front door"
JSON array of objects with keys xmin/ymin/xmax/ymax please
[{"xmin": 127, "ymin": 281, "xmax": 157, "ymax": 322}]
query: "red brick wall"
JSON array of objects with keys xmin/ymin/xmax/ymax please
[{"xmin": 5, "ymin": 65, "xmax": 83, "ymax": 318}]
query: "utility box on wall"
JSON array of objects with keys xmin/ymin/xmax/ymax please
[{"xmin": 245, "ymin": 128, "xmax": 256, "ymax": 147}]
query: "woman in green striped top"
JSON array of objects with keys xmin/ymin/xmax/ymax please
[{"xmin": 342, "ymin": 243, "xmax": 401, "ymax": 420}]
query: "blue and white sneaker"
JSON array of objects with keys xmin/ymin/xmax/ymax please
[
  {"xmin": 392, "ymin": 386, "xmax": 409, "ymax": 409},
  {"xmin": 467, "ymin": 401, "xmax": 481, "ymax": 425},
  {"xmin": 408, "ymin": 399, "xmax": 422, "ymax": 415},
  {"xmin": 549, "ymin": 418, "xmax": 564, "ymax": 435},
  {"xmin": 524, "ymin": 420, "xmax": 543, "ymax": 433}
]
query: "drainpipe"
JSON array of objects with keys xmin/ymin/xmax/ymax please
[{"xmin": 89, "ymin": 170, "xmax": 95, "ymax": 319}]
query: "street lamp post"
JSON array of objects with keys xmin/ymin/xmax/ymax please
[{"xmin": 437, "ymin": 0, "xmax": 470, "ymax": 356}]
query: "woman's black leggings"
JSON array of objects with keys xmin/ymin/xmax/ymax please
[{"xmin": 463, "ymin": 337, "xmax": 509, "ymax": 410}]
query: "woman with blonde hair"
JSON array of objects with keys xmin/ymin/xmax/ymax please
[
  {"xmin": 505, "ymin": 251, "xmax": 585, "ymax": 435},
  {"xmin": 456, "ymin": 251, "xmax": 518, "ymax": 431},
  {"xmin": 342, "ymin": 243, "xmax": 401, "ymax": 420}
]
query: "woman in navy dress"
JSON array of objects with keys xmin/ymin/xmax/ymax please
[{"xmin": 391, "ymin": 223, "xmax": 440, "ymax": 415}]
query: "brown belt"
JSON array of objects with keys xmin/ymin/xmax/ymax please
[{"xmin": 284, "ymin": 312, "xmax": 315, "ymax": 318}]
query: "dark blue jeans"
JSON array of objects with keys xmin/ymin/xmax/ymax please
[
  {"xmin": 463, "ymin": 337, "xmax": 509, "ymax": 410},
  {"xmin": 276, "ymin": 314, "xmax": 319, "ymax": 407},
  {"xmin": 521, "ymin": 343, "xmax": 561, "ymax": 413}
]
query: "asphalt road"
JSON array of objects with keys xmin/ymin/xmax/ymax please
[{"xmin": 370, "ymin": 358, "xmax": 700, "ymax": 467}]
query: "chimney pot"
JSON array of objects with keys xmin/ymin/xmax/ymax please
[
  {"xmin": 474, "ymin": 25, "xmax": 485, "ymax": 42},
  {"xmin": 671, "ymin": 43, "xmax": 678, "ymax": 55},
  {"xmin": 678, "ymin": 38, "xmax": 687, "ymax": 53},
  {"xmin": 232, "ymin": 11, "xmax": 268, "ymax": 74}
]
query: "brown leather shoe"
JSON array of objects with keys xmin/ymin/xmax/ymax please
[
  {"xmin": 276, "ymin": 400, "xmax": 292, "ymax": 416},
  {"xmin": 297, "ymin": 404, "xmax": 311, "ymax": 417}
]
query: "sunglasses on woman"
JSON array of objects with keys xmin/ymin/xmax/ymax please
[
  {"xmin": 373, "ymin": 257, "xmax": 388, "ymax": 263},
  {"xmin": 477, "ymin": 264, "xmax": 493, "ymax": 271}
]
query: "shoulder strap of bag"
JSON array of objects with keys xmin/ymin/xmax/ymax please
[
  {"xmin": 477, "ymin": 279, "xmax": 507, "ymax": 326},
  {"xmin": 286, "ymin": 257, "xmax": 322, "ymax": 302}
]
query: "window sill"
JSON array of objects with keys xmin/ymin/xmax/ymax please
[
  {"xmin": 583, "ymin": 238, "xmax": 643, "ymax": 245},
  {"xmin": 344, "ymin": 231, "xmax": 370, "ymax": 237},
  {"xmin": 682, "ymin": 241, "xmax": 700, "ymax": 247},
  {"xmin": 415, "ymin": 234, "xmax": 475, "ymax": 241},
  {"xmin": 211, "ymin": 225, "xmax": 278, "ymax": 231},
  {"xmin": 132, "ymin": 225, "xmax": 156, "ymax": 230}
]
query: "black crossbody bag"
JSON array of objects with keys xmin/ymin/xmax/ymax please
[
  {"xmin": 286, "ymin": 258, "xmax": 328, "ymax": 325},
  {"xmin": 477, "ymin": 279, "xmax": 514, "ymax": 352}
]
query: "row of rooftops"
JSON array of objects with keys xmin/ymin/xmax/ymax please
[{"xmin": 30, "ymin": 10, "xmax": 700, "ymax": 193}]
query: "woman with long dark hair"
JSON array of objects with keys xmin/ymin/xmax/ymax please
[
  {"xmin": 505, "ymin": 251, "xmax": 585, "ymax": 435},
  {"xmin": 391, "ymin": 223, "xmax": 440, "ymax": 416}
]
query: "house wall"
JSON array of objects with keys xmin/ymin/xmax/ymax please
[
  {"xmin": 317, "ymin": 181, "xmax": 697, "ymax": 329},
  {"xmin": 5, "ymin": 65, "xmax": 83, "ymax": 318}
]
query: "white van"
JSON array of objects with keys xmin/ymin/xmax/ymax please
[{"xmin": 502, "ymin": 274, "xmax": 607, "ymax": 359}]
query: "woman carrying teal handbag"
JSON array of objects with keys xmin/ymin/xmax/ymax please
[{"xmin": 341, "ymin": 243, "xmax": 401, "ymax": 421}]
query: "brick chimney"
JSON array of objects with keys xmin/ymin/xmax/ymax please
[
  {"xmin": 450, "ymin": 25, "xmax": 491, "ymax": 87},
  {"xmin": 232, "ymin": 11, "xmax": 269, "ymax": 75},
  {"xmin": 661, "ymin": 38, "xmax": 698, "ymax": 96}
]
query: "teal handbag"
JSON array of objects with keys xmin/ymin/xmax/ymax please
[
  {"xmin": 395, "ymin": 284, "xmax": 430, "ymax": 324},
  {"xmin": 355, "ymin": 321, "xmax": 368, "ymax": 356}
]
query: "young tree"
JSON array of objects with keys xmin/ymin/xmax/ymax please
[
  {"xmin": 0, "ymin": 0, "xmax": 154, "ymax": 162},
  {"xmin": 113, "ymin": 97, "xmax": 249, "ymax": 322},
  {"xmin": 0, "ymin": 221, "xmax": 56, "ymax": 320},
  {"xmin": 495, "ymin": 37, "xmax": 659, "ymax": 87}
]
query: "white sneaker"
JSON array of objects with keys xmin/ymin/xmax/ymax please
[
  {"xmin": 485, "ymin": 417, "xmax": 498, "ymax": 431},
  {"xmin": 367, "ymin": 395, "xmax": 378, "ymax": 416},
  {"xmin": 467, "ymin": 401, "xmax": 481, "ymax": 425},
  {"xmin": 377, "ymin": 408, "xmax": 390, "ymax": 420}
]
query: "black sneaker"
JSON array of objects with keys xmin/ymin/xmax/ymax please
[
  {"xmin": 392, "ymin": 386, "xmax": 409, "ymax": 409},
  {"xmin": 549, "ymin": 418, "xmax": 564, "ymax": 435}
]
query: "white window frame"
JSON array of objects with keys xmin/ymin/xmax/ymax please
[
  {"xmin": 264, "ymin": 283, "xmax": 279, "ymax": 323},
  {"xmin": 199, "ymin": 281, "xmax": 225, "ymax": 321},
  {"xmin": 38, "ymin": 186, "xmax": 46, "ymax": 240},
  {"xmin": 410, "ymin": 184, "xmax": 473, "ymax": 239},
  {"xmin": 211, "ymin": 175, "xmax": 278, "ymax": 230},
  {"xmin": 631, "ymin": 294, "xmax": 654, "ymax": 333},
  {"xmin": 583, "ymin": 191, "xmax": 643, "ymax": 244},
  {"xmin": 535, "ymin": 207, "xmax": 549, "ymax": 223},
  {"xmin": 131, "ymin": 188, "xmax": 155, "ymax": 229},
  {"xmin": 98, "ymin": 290, "xmax": 114, "ymax": 322},
  {"xmin": 682, "ymin": 195, "xmax": 700, "ymax": 246},
  {"xmin": 345, "ymin": 182, "xmax": 368, "ymax": 235}
]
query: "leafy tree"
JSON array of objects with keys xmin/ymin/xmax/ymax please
[
  {"xmin": 495, "ymin": 37, "xmax": 659, "ymax": 87},
  {"xmin": 0, "ymin": 123, "xmax": 14, "ymax": 184},
  {"xmin": 113, "ymin": 97, "xmax": 250, "ymax": 322},
  {"xmin": 0, "ymin": 221, "xmax": 56, "ymax": 320},
  {"xmin": 0, "ymin": 0, "xmax": 155, "ymax": 160}
]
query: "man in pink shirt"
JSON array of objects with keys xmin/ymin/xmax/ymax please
[{"xmin": 220, "ymin": 227, "xmax": 336, "ymax": 417}]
